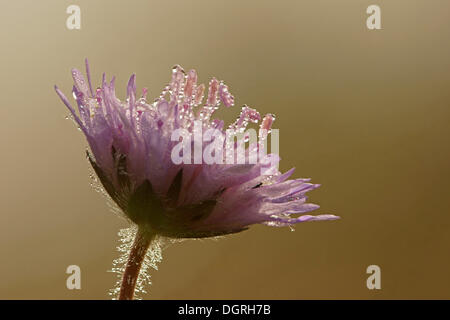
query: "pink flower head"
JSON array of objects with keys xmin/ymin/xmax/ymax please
[{"xmin": 55, "ymin": 60, "xmax": 338, "ymax": 239}]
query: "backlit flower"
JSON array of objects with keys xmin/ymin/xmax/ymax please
[{"xmin": 55, "ymin": 60, "xmax": 338, "ymax": 299}]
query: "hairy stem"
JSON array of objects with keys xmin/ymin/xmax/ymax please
[{"xmin": 118, "ymin": 227, "xmax": 154, "ymax": 300}]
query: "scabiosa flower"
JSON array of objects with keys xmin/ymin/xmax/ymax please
[{"xmin": 55, "ymin": 59, "xmax": 339, "ymax": 300}]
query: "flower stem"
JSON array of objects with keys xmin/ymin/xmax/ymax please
[{"xmin": 118, "ymin": 227, "xmax": 154, "ymax": 300}]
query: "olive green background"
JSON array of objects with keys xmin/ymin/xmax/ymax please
[{"xmin": 1, "ymin": 0, "xmax": 449, "ymax": 299}]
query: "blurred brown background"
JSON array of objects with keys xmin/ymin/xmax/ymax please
[{"xmin": 0, "ymin": 0, "xmax": 449, "ymax": 299}]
